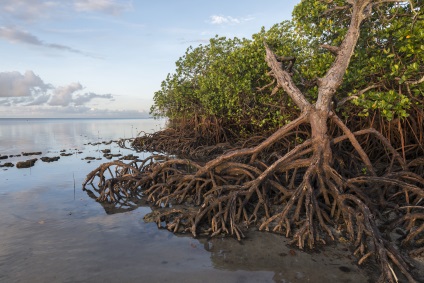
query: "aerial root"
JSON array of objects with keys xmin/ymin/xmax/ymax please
[{"xmin": 84, "ymin": 121, "xmax": 423, "ymax": 282}]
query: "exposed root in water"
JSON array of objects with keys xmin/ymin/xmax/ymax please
[{"xmin": 84, "ymin": 113, "xmax": 424, "ymax": 282}]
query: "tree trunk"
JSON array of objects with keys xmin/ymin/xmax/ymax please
[{"xmin": 310, "ymin": 109, "xmax": 332, "ymax": 166}]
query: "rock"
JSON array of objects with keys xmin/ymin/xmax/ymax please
[
  {"xmin": 101, "ymin": 149, "xmax": 111, "ymax": 153},
  {"xmin": 22, "ymin": 152, "xmax": 42, "ymax": 156},
  {"xmin": 0, "ymin": 162, "xmax": 14, "ymax": 168},
  {"xmin": 16, "ymin": 159, "xmax": 38, "ymax": 168},
  {"xmin": 60, "ymin": 153, "xmax": 73, "ymax": 156},
  {"xmin": 120, "ymin": 154, "xmax": 139, "ymax": 161},
  {"xmin": 40, "ymin": 156, "xmax": 60, "ymax": 163},
  {"xmin": 85, "ymin": 157, "xmax": 96, "ymax": 160},
  {"xmin": 0, "ymin": 155, "xmax": 8, "ymax": 160}
]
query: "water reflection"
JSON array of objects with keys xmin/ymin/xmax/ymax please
[
  {"xmin": 84, "ymin": 186, "xmax": 147, "ymax": 214},
  {"xmin": 0, "ymin": 118, "xmax": 165, "ymax": 154}
]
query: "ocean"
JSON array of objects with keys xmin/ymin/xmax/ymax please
[{"xmin": 0, "ymin": 118, "xmax": 369, "ymax": 282}]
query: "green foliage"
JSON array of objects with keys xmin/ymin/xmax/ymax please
[
  {"xmin": 294, "ymin": 0, "xmax": 423, "ymax": 121},
  {"xmin": 151, "ymin": 0, "xmax": 423, "ymax": 134},
  {"xmin": 151, "ymin": 22, "xmax": 308, "ymax": 134}
]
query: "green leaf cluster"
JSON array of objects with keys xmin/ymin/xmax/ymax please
[
  {"xmin": 151, "ymin": 22, "xmax": 310, "ymax": 134},
  {"xmin": 294, "ymin": 0, "xmax": 423, "ymax": 121}
]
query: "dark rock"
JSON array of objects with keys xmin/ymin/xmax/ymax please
[
  {"xmin": 101, "ymin": 149, "xmax": 111, "ymax": 153},
  {"xmin": 40, "ymin": 156, "xmax": 60, "ymax": 163},
  {"xmin": 16, "ymin": 159, "xmax": 38, "ymax": 168},
  {"xmin": 0, "ymin": 155, "xmax": 8, "ymax": 160},
  {"xmin": 60, "ymin": 153, "xmax": 73, "ymax": 156},
  {"xmin": 120, "ymin": 154, "xmax": 139, "ymax": 161},
  {"xmin": 85, "ymin": 157, "xmax": 96, "ymax": 160},
  {"xmin": 22, "ymin": 152, "xmax": 42, "ymax": 156},
  {"xmin": 0, "ymin": 162, "xmax": 14, "ymax": 168}
]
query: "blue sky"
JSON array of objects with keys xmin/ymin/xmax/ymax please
[{"xmin": 0, "ymin": 0, "xmax": 300, "ymax": 118}]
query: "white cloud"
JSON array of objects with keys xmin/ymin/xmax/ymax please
[
  {"xmin": 48, "ymin": 82, "xmax": 83, "ymax": 106},
  {"xmin": 0, "ymin": 71, "xmax": 114, "ymax": 108},
  {"xmin": 0, "ymin": 1, "xmax": 133, "ymax": 58},
  {"xmin": 73, "ymin": 0, "xmax": 132, "ymax": 15},
  {"xmin": 208, "ymin": 15, "xmax": 255, "ymax": 25},
  {"xmin": 0, "ymin": 71, "xmax": 51, "ymax": 97},
  {"xmin": 0, "ymin": 26, "xmax": 96, "ymax": 57},
  {"xmin": 73, "ymin": 92, "xmax": 113, "ymax": 105},
  {"xmin": 209, "ymin": 15, "xmax": 240, "ymax": 25}
]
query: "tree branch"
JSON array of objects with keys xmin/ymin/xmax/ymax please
[
  {"xmin": 320, "ymin": 44, "xmax": 341, "ymax": 55},
  {"xmin": 322, "ymin": 5, "xmax": 350, "ymax": 16},
  {"xmin": 337, "ymin": 84, "xmax": 380, "ymax": 107},
  {"xmin": 256, "ymin": 79, "xmax": 276, "ymax": 92},
  {"xmin": 406, "ymin": 75, "xmax": 424, "ymax": 86},
  {"xmin": 264, "ymin": 43, "xmax": 311, "ymax": 112},
  {"xmin": 316, "ymin": 0, "xmax": 373, "ymax": 112}
]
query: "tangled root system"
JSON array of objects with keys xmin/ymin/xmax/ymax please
[{"xmin": 84, "ymin": 113, "xmax": 424, "ymax": 283}]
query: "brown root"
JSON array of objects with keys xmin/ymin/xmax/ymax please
[{"xmin": 84, "ymin": 116, "xmax": 424, "ymax": 282}]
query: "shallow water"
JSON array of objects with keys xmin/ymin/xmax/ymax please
[{"xmin": 0, "ymin": 118, "xmax": 372, "ymax": 282}]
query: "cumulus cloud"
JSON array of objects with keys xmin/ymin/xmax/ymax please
[
  {"xmin": 0, "ymin": 26, "xmax": 94, "ymax": 57},
  {"xmin": 48, "ymin": 82, "xmax": 83, "ymax": 106},
  {"xmin": 208, "ymin": 15, "xmax": 254, "ymax": 25},
  {"xmin": 0, "ymin": 71, "xmax": 51, "ymax": 97},
  {"xmin": 73, "ymin": 0, "xmax": 132, "ymax": 15},
  {"xmin": 0, "ymin": 71, "xmax": 114, "ymax": 108}
]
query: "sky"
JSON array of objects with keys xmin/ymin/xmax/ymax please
[{"xmin": 0, "ymin": 0, "xmax": 300, "ymax": 118}]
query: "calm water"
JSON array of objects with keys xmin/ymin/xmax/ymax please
[{"xmin": 0, "ymin": 118, "xmax": 371, "ymax": 283}]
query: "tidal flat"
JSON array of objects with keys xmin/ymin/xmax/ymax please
[{"xmin": 0, "ymin": 118, "xmax": 374, "ymax": 282}]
